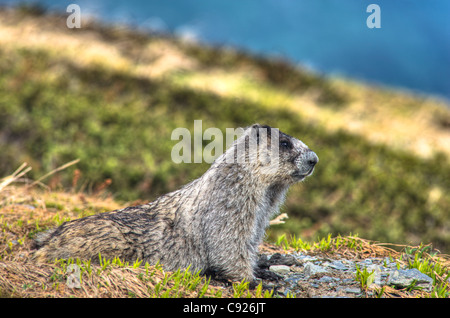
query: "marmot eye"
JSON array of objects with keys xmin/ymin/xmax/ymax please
[{"xmin": 280, "ymin": 140, "xmax": 292, "ymax": 149}]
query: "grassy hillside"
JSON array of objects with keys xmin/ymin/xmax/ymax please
[
  {"xmin": 0, "ymin": 7, "xmax": 449, "ymax": 254},
  {"xmin": 1, "ymin": 182, "xmax": 449, "ymax": 298}
]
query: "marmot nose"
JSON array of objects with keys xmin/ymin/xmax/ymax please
[{"xmin": 306, "ymin": 151, "xmax": 319, "ymax": 167}]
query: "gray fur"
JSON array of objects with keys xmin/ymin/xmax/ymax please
[{"xmin": 32, "ymin": 124, "xmax": 318, "ymax": 281}]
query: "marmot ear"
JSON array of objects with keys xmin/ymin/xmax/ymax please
[
  {"xmin": 251, "ymin": 124, "xmax": 262, "ymax": 145},
  {"xmin": 251, "ymin": 124, "xmax": 272, "ymax": 145}
]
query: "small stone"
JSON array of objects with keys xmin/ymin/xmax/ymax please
[
  {"xmin": 285, "ymin": 275, "xmax": 303, "ymax": 285},
  {"xmin": 326, "ymin": 260, "xmax": 348, "ymax": 271},
  {"xmin": 294, "ymin": 254, "xmax": 318, "ymax": 264},
  {"xmin": 342, "ymin": 278, "xmax": 354, "ymax": 284},
  {"xmin": 356, "ymin": 259, "xmax": 373, "ymax": 268},
  {"xmin": 345, "ymin": 287, "xmax": 361, "ymax": 294},
  {"xmin": 318, "ymin": 276, "xmax": 334, "ymax": 283},
  {"xmin": 303, "ymin": 263, "xmax": 328, "ymax": 277},
  {"xmin": 387, "ymin": 268, "xmax": 433, "ymax": 291},
  {"xmin": 269, "ymin": 265, "xmax": 291, "ymax": 275}
]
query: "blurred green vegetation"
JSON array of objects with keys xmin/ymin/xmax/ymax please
[
  {"xmin": 181, "ymin": 43, "xmax": 348, "ymax": 106},
  {"xmin": 0, "ymin": 41, "xmax": 449, "ymax": 253}
]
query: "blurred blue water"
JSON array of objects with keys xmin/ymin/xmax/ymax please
[{"xmin": 3, "ymin": 0, "xmax": 450, "ymax": 101}]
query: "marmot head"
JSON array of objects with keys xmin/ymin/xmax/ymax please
[{"xmin": 222, "ymin": 124, "xmax": 318, "ymax": 185}]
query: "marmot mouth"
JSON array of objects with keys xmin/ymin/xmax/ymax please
[{"xmin": 291, "ymin": 167, "xmax": 315, "ymax": 180}]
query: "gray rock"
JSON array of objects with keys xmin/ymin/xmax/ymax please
[
  {"xmin": 345, "ymin": 287, "xmax": 361, "ymax": 294},
  {"xmin": 318, "ymin": 276, "xmax": 334, "ymax": 283},
  {"xmin": 294, "ymin": 254, "xmax": 318, "ymax": 263},
  {"xmin": 285, "ymin": 275, "xmax": 303, "ymax": 285},
  {"xmin": 303, "ymin": 263, "xmax": 328, "ymax": 277},
  {"xmin": 387, "ymin": 268, "xmax": 433, "ymax": 291},
  {"xmin": 358, "ymin": 259, "xmax": 373, "ymax": 266},
  {"xmin": 326, "ymin": 260, "xmax": 348, "ymax": 271},
  {"xmin": 269, "ymin": 265, "xmax": 291, "ymax": 275},
  {"xmin": 258, "ymin": 251, "xmax": 438, "ymax": 298}
]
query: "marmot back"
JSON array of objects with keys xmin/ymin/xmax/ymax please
[{"xmin": 32, "ymin": 124, "xmax": 318, "ymax": 281}]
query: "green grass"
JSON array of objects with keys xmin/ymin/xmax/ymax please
[
  {"xmin": 401, "ymin": 246, "xmax": 450, "ymax": 298},
  {"xmin": 405, "ymin": 251, "xmax": 450, "ymax": 287},
  {"xmin": 50, "ymin": 256, "xmax": 222, "ymax": 298},
  {"xmin": 355, "ymin": 264, "xmax": 376, "ymax": 290},
  {"xmin": 50, "ymin": 254, "xmax": 276, "ymax": 298},
  {"xmin": 0, "ymin": 28, "xmax": 449, "ymax": 255},
  {"xmin": 276, "ymin": 233, "xmax": 370, "ymax": 253}
]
